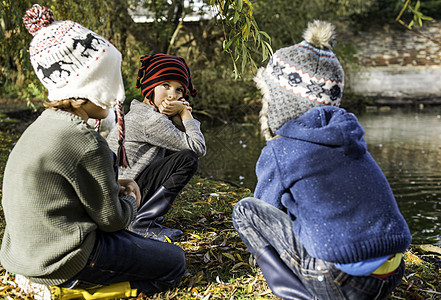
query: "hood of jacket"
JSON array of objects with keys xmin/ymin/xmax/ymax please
[{"xmin": 276, "ymin": 106, "xmax": 366, "ymax": 158}]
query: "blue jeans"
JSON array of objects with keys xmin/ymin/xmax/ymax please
[
  {"xmin": 59, "ymin": 229, "xmax": 185, "ymax": 296},
  {"xmin": 232, "ymin": 197, "xmax": 405, "ymax": 300}
]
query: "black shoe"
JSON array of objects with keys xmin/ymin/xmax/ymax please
[
  {"xmin": 129, "ymin": 186, "xmax": 182, "ymax": 242},
  {"xmin": 256, "ymin": 245, "xmax": 313, "ymax": 300},
  {"xmin": 140, "ymin": 219, "xmax": 183, "ymax": 242}
]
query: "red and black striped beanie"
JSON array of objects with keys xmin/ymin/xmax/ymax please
[{"xmin": 136, "ymin": 54, "xmax": 197, "ymax": 100}]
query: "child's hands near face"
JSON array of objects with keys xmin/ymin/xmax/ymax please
[
  {"xmin": 118, "ymin": 179, "xmax": 141, "ymax": 208},
  {"xmin": 158, "ymin": 98, "xmax": 192, "ymax": 116},
  {"xmin": 157, "ymin": 99, "xmax": 182, "ymax": 116},
  {"xmin": 178, "ymin": 98, "xmax": 192, "ymax": 112}
]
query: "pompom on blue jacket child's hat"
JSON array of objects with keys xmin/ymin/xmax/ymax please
[{"xmin": 255, "ymin": 20, "xmax": 345, "ymax": 141}]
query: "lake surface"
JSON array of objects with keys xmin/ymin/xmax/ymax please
[{"xmin": 198, "ymin": 106, "xmax": 441, "ymax": 246}]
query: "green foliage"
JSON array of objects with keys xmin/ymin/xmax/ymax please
[
  {"xmin": 0, "ymin": 0, "xmax": 272, "ymax": 120},
  {"xmin": 1, "ymin": 0, "xmax": 441, "ymax": 122},
  {"xmin": 420, "ymin": 0, "xmax": 441, "ymax": 18},
  {"xmin": 252, "ymin": 0, "xmax": 380, "ymax": 50},
  {"xmin": 210, "ymin": 0, "xmax": 273, "ymax": 78},
  {"xmin": 132, "ymin": 0, "xmax": 192, "ymax": 53},
  {"xmin": 396, "ymin": 0, "xmax": 435, "ymax": 29},
  {"xmin": 344, "ymin": 0, "xmax": 437, "ymax": 30},
  {"xmin": 0, "ymin": 0, "xmax": 40, "ymax": 100},
  {"xmin": 135, "ymin": 0, "xmax": 274, "ymax": 78}
]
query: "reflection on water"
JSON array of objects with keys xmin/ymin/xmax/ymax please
[
  {"xmin": 360, "ymin": 107, "xmax": 441, "ymax": 246},
  {"xmin": 199, "ymin": 121, "xmax": 264, "ymax": 188},
  {"xmin": 199, "ymin": 107, "xmax": 441, "ymax": 246}
]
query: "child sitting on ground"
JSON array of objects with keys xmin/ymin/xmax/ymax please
[
  {"xmin": 107, "ymin": 53, "xmax": 206, "ymax": 242},
  {"xmin": 232, "ymin": 20, "xmax": 411, "ymax": 300},
  {"xmin": 0, "ymin": 5, "xmax": 185, "ymax": 298}
]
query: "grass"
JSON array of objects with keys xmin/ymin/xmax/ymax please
[{"xmin": 0, "ymin": 127, "xmax": 440, "ymax": 299}]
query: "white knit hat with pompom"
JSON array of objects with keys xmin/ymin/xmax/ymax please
[
  {"xmin": 255, "ymin": 20, "xmax": 344, "ymax": 141},
  {"xmin": 23, "ymin": 4, "xmax": 125, "ymax": 108},
  {"xmin": 23, "ymin": 4, "xmax": 129, "ymax": 167}
]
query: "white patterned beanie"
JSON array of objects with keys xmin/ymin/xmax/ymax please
[
  {"xmin": 23, "ymin": 4, "xmax": 125, "ymax": 108},
  {"xmin": 255, "ymin": 20, "xmax": 344, "ymax": 141},
  {"xmin": 23, "ymin": 4, "xmax": 129, "ymax": 167}
]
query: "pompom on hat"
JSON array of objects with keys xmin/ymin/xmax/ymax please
[
  {"xmin": 23, "ymin": 4, "xmax": 129, "ymax": 167},
  {"xmin": 255, "ymin": 20, "xmax": 344, "ymax": 141},
  {"xmin": 136, "ymin": 53, "xmax": 197, "ymax": 102}
]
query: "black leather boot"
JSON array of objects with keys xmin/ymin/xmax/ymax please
[
  {"xmin": 128, "ymin": 186, "xmax": 183, "ymax": 242},
  {"xmin": 256, "ymin": 245, "xmax": 314, "ymax": 300}
]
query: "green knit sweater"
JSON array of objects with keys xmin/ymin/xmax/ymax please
[{"xmin": 0, "ymin": 109, "xmax": 137, "ymax": 286}]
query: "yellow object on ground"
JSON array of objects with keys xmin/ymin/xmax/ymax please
[
  {"xmin": 49, "ymin": 282, "xmax": 138, "ymax": 300},
  {"xmin": 372, "ymin": 253, "xmax": 403, "ymax": 275},
  {"xmin": 15, "ymin": 274, "xmax": 137, "ymax": 300}
]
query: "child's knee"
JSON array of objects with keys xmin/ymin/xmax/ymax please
[
  {"xmin": 163, "ymin": 246, "xmax": 186, "ymax": 281},
  {"xmin": 182, "ymin": 149, "xmax": 198, "ymax": 162},
  {"xmin": 179, "ymin": 149, "xmax": 199, "ymax": 171},
  {"xmin": 232, "ymin": 197, "xmax": 258, "ymax": 224}
]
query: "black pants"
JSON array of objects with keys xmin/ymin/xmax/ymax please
[{"xmin": 135, "ymin": 149, "xmax": 199, "ymax": 206}]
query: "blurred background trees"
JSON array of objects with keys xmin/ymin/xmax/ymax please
[{"xmin": 1, "ymin": 0, "xmax": 440, "ymax": 121}]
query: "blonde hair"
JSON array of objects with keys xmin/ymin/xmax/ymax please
[
  {"xmin": 43, "ymin": 98, "xmax": 88, "ymax": 111},
  {"xmin": 254, "ymin": 67, "xmax": 274, "ymax": 141}
]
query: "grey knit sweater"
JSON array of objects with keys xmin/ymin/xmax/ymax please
[
  {"xmin": 0, "ymin": 109, "xmax": 137, "ymax": 286},
  {"xmin": 107, "ymin": 100, "xmax": 206, "ymax": 180}
]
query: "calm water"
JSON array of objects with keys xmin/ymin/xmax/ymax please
[{"xmin": 198, "ymin": 107, "xmax": 441, "ymax": 246}]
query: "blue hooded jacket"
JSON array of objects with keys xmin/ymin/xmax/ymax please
[{"xmin": 254, "ymin": 106, "xmax": 411, "ymax": 263}]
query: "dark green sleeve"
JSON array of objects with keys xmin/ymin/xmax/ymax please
[{"xmin": 76, "ymin": 137, "xmax": 137, "ymax": 231}]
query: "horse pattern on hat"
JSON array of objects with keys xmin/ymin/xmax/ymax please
[
  {"xmin": 36, "ymin": 61, "xmax": 73, "ymax": 84},
  {"xmin": 72, "ymin": 33, "xmax": 107, "ymax": 58},
  {"xmin": 30, "ymin": 20, "xmax": 113, "ymax": 89}
]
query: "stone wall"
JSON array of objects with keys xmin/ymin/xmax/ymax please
[{"xmin": 349, "ymin": 21, "xmax": 441, "ymax": 101}]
